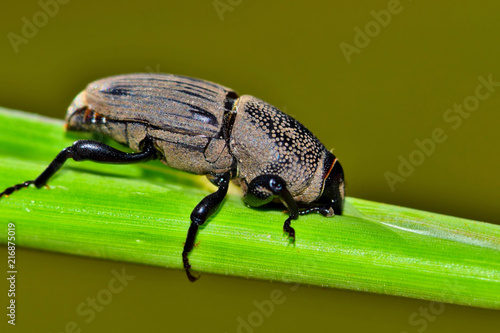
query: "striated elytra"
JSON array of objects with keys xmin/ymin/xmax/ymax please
[{"xmin": 0, "ymin": 73, "xmax": 345, "ymax": 281}]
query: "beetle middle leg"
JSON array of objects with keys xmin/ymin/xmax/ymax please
[
  {"xmin": 0, "ymin": 138, "xmax": 157, "ymax": 199},
  {"xmin": 244, "ymin": 175, "xmax": 299, "ymax": 242},
  {"xmin": 183, "ymin": 171, "xmax": 231, "ymax": 282}
]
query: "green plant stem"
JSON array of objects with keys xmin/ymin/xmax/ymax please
[{"xmin": 0, "ymin": 107, "xmax": 499, "ymax": 309}]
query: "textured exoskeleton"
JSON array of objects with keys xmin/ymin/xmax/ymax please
[{"xmin": 1, "ymin": 73, "xmax": 345, "ymax": 281}]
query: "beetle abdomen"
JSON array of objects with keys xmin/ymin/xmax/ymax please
[{"xmin": 66, "ymin": 73, "xmax": 237, "ymax": 174}]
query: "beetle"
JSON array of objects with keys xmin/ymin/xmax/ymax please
[{"xmin": 0, "ymin": 73, "xmax": 345, "ymax": 281}]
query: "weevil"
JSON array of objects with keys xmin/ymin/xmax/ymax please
[{"xmin": 0, "ymin": 73, "xmax": 345, "ymax": 281}]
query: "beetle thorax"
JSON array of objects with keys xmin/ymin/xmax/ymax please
[{"xmin": 230, "ymin": 95, "xmax": 329, "ymax": 204}]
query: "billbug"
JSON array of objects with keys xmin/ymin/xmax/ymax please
[{"xmin": 0, "ymin": 73, "xmax": 345, "ymax": 281}]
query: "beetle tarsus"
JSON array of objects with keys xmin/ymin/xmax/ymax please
[
  {"xmin": 298, "ymin": 205, "xmax": 335, "ymax": 217},
  {"xmin": 0, "ymin": 180, "xmax": 35, "ymax": 199},
  {"xmin": 182, "ymin": 251, "xmax": 200, "ymax": 282},
  {"xmin": 283, "ymin": 217, "xmax": 296, "ymax": 242}
]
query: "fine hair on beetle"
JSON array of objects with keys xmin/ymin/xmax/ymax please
[{"xmin": 0, "ymin": 73, "xmax": 345, "ymax": 281}]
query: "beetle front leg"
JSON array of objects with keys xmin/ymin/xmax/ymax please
[
  {"xmin": 183, "ymin": 171, "xmax": 231, "ymax": 282},
  {"xmin": 0, "ymin": 138, "xmax": 157, "ymax": 199},
  {"xmin": 244, "ymin": 175, "xmax": 299, "ymax": 242}
]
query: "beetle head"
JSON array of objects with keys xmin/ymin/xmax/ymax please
[{"xmin": 318, "ymin": 154, "xmax": 345, "ymax": 215}]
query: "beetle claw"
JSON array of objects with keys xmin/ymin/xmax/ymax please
[{"xmin": 186, "ymin": 268, "xmax": 200, "ymax": 282}]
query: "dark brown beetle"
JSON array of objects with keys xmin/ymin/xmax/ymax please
[{"xmin": 0, "ymin": 73, "xmax": 345, "ymax": 281}]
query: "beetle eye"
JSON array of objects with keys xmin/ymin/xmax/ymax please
[
  {"xmin": 320, "ymin": 160, "xmax": 345, "ymax": 215},
  {"xmin": 269, "ymin": 178, "xmax": 283, "ymax": 191}
]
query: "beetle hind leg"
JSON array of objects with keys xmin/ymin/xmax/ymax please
[{"xmin": 0, "ymin": 138, "xmax": 157, "ymax": 200}]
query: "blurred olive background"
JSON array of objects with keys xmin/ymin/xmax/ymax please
[{"xmin": 1, "ymin": 1, "xmax": 499, "ymax": 332}]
